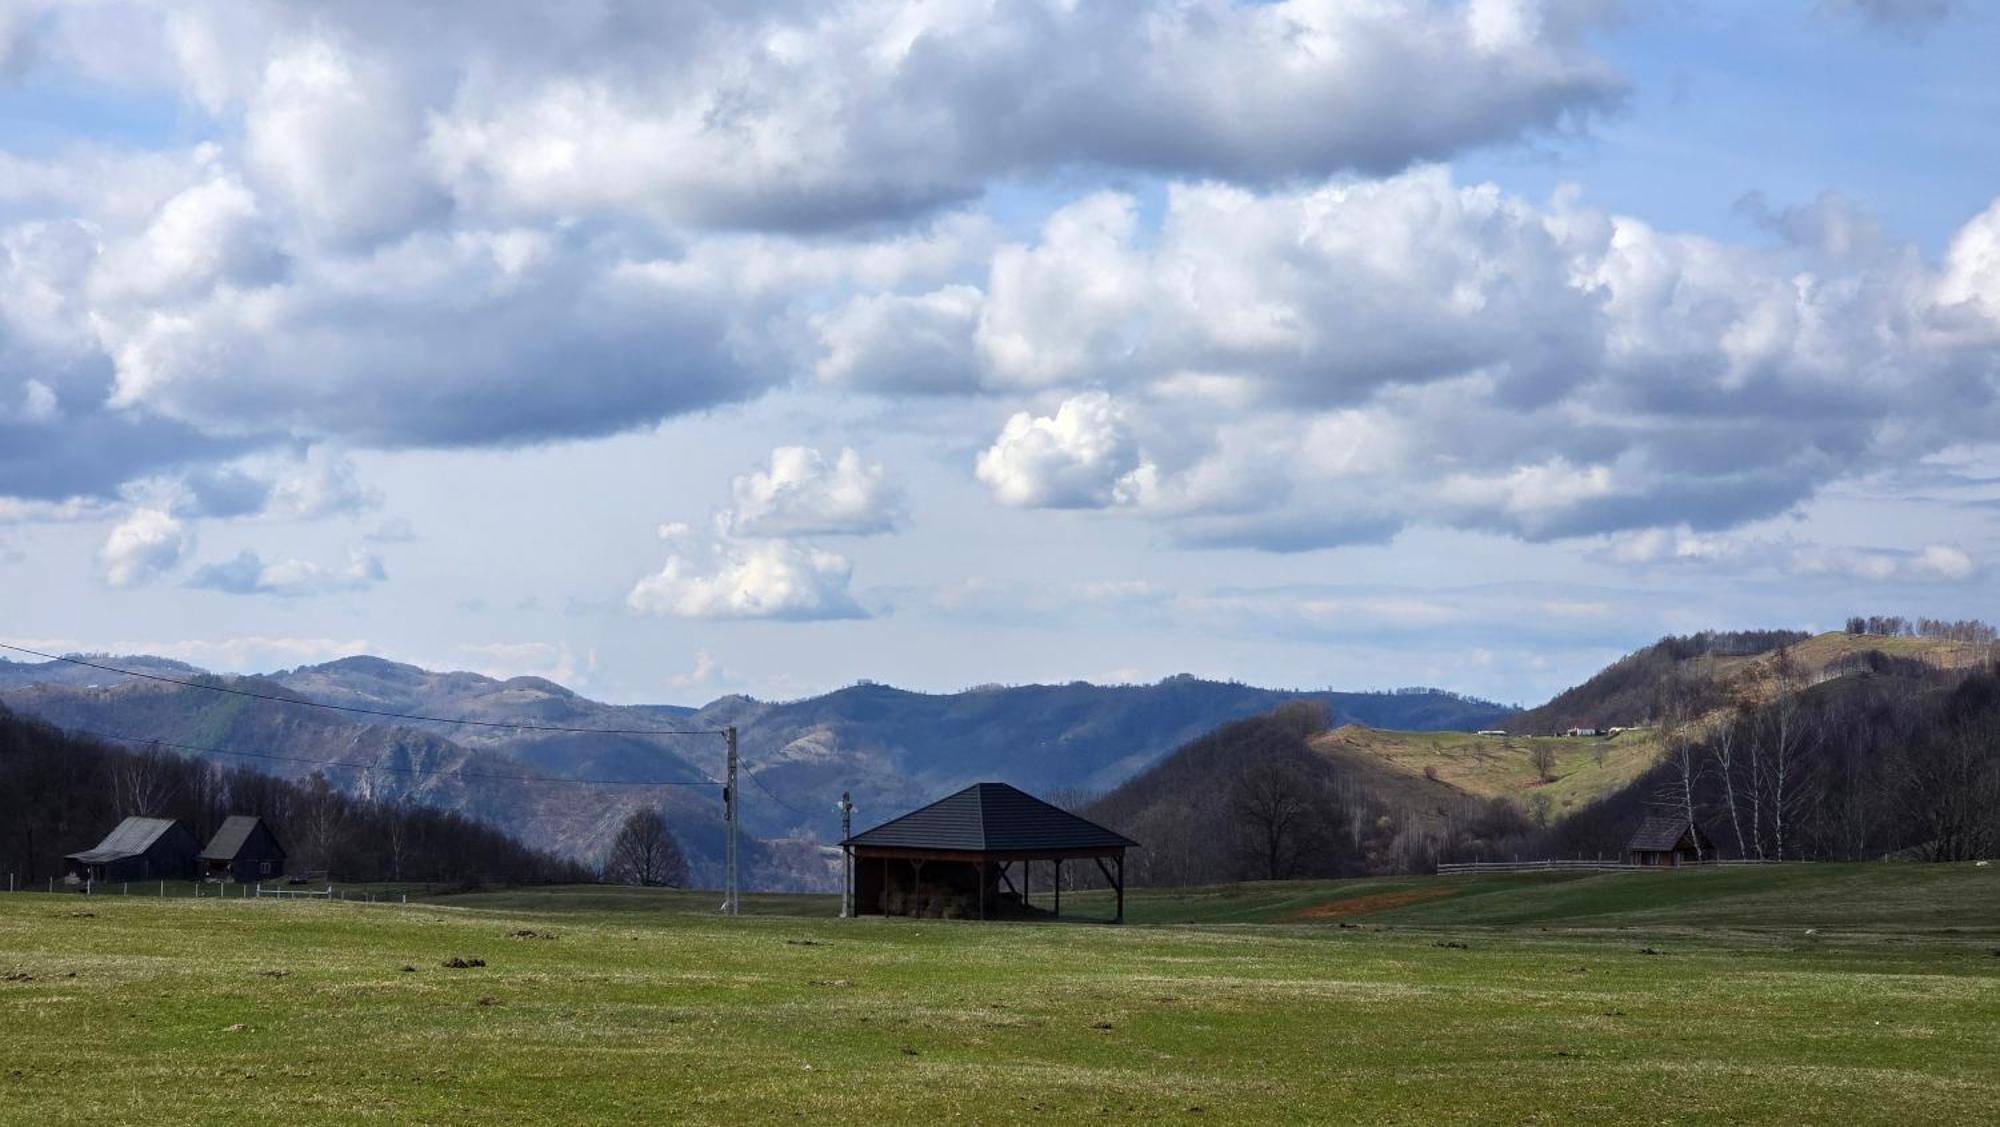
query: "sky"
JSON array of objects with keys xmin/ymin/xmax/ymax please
[{"xmin": 1, "ymin": 0, "xmax": 1997, "ymax": 707}]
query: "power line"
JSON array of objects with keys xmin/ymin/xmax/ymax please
[
  {"xmin": 69, "ymin": 725, "xmax": 721, "ymax": 788},
  {"xmin": 743, "ymin": 765, "xmax": 820, "ymax": 820},
  {"xmin": 0, "ymin": 643, "xmax": 728, "ymax": 737}
]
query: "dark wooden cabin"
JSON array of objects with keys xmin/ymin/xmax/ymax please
[
  {"xmin": 842, "ymin": 782, "xmax": 1137, "ymax": 923},
  {"xmin": 64, "ymin": 817, "xmax": 200, "ymax": 884},
  {"xmin": 1627, "ymin": 815, "xmax": 1715, "ymax": 867},
  {"xmin": 200, "ymin": 816, "xmax": 287, "ymax": 884}
]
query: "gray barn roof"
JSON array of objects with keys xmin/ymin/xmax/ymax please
[
  {"xmin": 842, "ymin": 782, "xmax": 1136, "ymax": 853},
  {"xmin": 1628, "ymin": 815, "xmax": 1712, "ymax": 852},
  {"xmin": 66, "ymin": 817, "xmax": 182, "ymax": 863},
  {"xmin": 201, "ymin": 816, "xmax": 281, "ymax": 861}
]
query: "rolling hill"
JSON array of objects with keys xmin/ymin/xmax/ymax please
[
  {"xmin": 1087, "ymin": 628, "xmax": 1999, "ymax": 878},
  {"xmin": 0, "ymin": 654, "xmax": 1511, "ymax": 888}
]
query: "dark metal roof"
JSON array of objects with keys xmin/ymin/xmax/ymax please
[
  {"xmin": 201, "ymin": 815, "xmax": 282, "ymax": 861},
  {"xmin": 66, "ymin": 817, "xmax": 183, "ymax": 863},
  {"xmin": 842, "ymin": 782, "xmax": 1136, "ymax": 852},
  {"xmin": 1628, "ymin": 815, "xmax": 1712, "ymax": 852}
]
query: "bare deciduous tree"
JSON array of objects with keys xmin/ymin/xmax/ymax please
[
  {"xmin": 1898, "ymin": 725, "xmax": 2000, "ymax": 861},
  {"xmin": 1529, "ymin": 742, "xmax": 1558, "ymax": 783},
  {"xmin": 605, "ymin": 807, "xmax": 691, "ymax": 888},
  {"xmin": 1232, "ymin": 759, "xmax": 1315, "ymax": 881},
  {"xmin": 1654, "ymin": 669, "xmax": 1706, "ymax": 861},
  {"xmin": 1708, "ymin": 703, "xmax": 1751, "ymax": 858},
  {"xmin": 113, "ymin": 744, "xmax": 179, "ymax": 817}
]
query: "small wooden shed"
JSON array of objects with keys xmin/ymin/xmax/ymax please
[
  {"xmin": 64, "ymin": 817, "xmax": 201, "ymax": 884},
  {"xmin": 200, "ymin": 816, "xmax": 287, "ymax": 883},
  {"xmin": 842, "ymin": 782, "xmax": 1137, "ymax": 923},
  {"xmin": 1627, "ymin": 815, "xmax": 1715, "ymax": 867}
]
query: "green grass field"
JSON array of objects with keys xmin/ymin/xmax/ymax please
[{"xmin": 3, "ymin": 865, "xmax": 1996, "ymax": 1124}]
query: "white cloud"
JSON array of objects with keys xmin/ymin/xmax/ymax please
[
  {"xmin": 1912, "ymin": 543, "xmax": 1977, "ymax": 580},
  {"xmin": 1606, "ymin": 525, "xmax": 1981, "ymax": 584},
  {"xmin": 952, "ymin": 168, "xmax": 2000, "ymax": 548},
  {"xmin": 725, "ymin": 447, "xmax": 906, "ymax": 538},
  {"xmin": 2, "ymin": 0, "xmax": 1998, "ymax": 579},
  {"xmin": 627, "ymin": 539, "xmax": 865, "ymax": 621},
  {"xmin": 1785, "ymin": 542, "xmax": 1977, "ymax": 584},
  {"xmin": 99, "ymin": 509, "xmax": 191, "ymax": 587},
  {"xmin": 814, "ymin": 285, "xmax": 982, "ymax": 394},
  {"xmin": 185, "ymin": 547, "xmax": 386, "ymax": 597},
  {"xmin": 667, "ymin": 650, "xmax": 723, "ymax": 690},
  {"xmin": 975, "ymin": 393, "xmax": 1153, "ymax": 509},
  {"xmin": 455, "ymin": 641, "xmax": 591, "ymax": 686}
]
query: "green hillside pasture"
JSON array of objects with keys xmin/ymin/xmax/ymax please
[
  {"xmin": 1313, "ymin": 726, "xmax": 1659, "ymax": 816},
  {"xmin": 3, "ymin": 866, "xmax": 1996, "ymax": 1123}
]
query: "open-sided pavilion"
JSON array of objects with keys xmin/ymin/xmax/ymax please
[{"xmin": 842, "ymin": 782, "xmax": 1137, "ymax": 923}]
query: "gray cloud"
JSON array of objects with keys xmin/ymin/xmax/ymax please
[{"xmin": 185, "ymin": 547, "xmax": 387, "ymax": 597}]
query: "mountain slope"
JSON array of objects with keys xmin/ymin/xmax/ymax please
[
  {"xmin": 0, "ymin": 655, "xmax": 1510, "ymax": 888},
  {"xmin": 680, "ymin": 676, "xmax": 1512, "ymax": 840}
]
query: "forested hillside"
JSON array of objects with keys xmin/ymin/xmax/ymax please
[
  {"xmin": 1547, "ymin": 659, "xmax": 2000, "ymax": 864},
  {"xmin": 1504, "ymin": 630, "xmax": 1810, "ymax": 734},
  {"xmin": 1087, "ymin": 629, "xmax": 2000, "ymax": 883},
  {"xmin": 0, "ymin": 653, "xmax": 1509, "ymax": 890},
  {"xmin": 0, "ymin": 707, "xmax": 589, "ymax": 887}
]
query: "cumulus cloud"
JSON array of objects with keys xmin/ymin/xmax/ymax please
[
  {"xmin": 154, "ymin": 446, "xmax": 378, "ymax": 521},
  {"xmin": 725, "ymin": 447, "xmax": 906, "ymax": 538},
  {"xmin": 976, "ymin": 393, "xmax": 1153, "ymax": 509},
  {"xmin": 99, "ymin": 509, "xmax": 191, "ymax": 587},
  {"xmin": 626, "ymin": 539, "xmax": 865, "ymax": 621},
  {"xmin": 952, "ymin": 169, "xmax": 2000, "ymax": 548},
  {"xmin": 185, "ymin": 547, "xmax": 386, "ymax": 596},
  {"xmin": 814, "ymin": 286, "xmax": 983, "ymax": 394},
  {"xmin": 3, "ymin": 0, "xmax": 1998, "ymax": 577}
]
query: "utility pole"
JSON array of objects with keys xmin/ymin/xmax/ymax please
[
  {"xmin": 720, "ymin": 726, "xmax": 739, "ymax": 917},
  {"xmin": 838, "ymin": 791, "xmax": 854, "ymax": 919}
]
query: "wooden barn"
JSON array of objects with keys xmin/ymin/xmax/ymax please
[
  {"xmin": 1627, "ymin": 815, "xmax": 1716, "ymax": 867},
  {"xmin": 64, "ymin": 817, "xmax": 200, "ymax": 884},
  {"xmin": 842, "ymin": 782, "xmax": 1137, "ymax": 923},
  {"xmin": 200, "ymin": 816, "xmax": 287, "ymax": 884}
]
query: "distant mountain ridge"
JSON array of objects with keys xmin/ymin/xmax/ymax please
[{"xmin": 0, "ymin": 654, "xmax": 1513, "ymax": 889}]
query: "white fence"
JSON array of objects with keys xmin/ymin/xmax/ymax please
[{"xmin": 254, "ymin": 883, "xmax": 333, "ymax": 899}]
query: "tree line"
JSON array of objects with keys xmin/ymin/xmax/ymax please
[
  {"xmin": 0, "ymin": 707, "xmax": 593, "ymax": 887},
  {"xmin": 1077, "ymin": 646, "xmax": 2000, "ymax": 887},
  {"xmin": 1845, "ymin": 615, "xmax": 1998, "ymax": 644},
  {"xmin": 1539, "ymin": 654, "xmax": 2000, "ymax": 864},
  {"xmin": 1081, "ymin": 703, "xmax": 1446, "ymax": 888}
]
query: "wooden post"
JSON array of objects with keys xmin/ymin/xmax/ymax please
[
  {"xmin": 978, "ymin": 860, "xmax": 986, "ymax": 921},
  {"xmin": 1023, "ymin": 860, "xmax": 1030, "ymax": 911},
  {"xmin": 1115, "ymin": 853, "xmax": 1124, "ymax": 925},
  {"xmin": 1054, "ymin": 860, "xmax": 1061, "ymax": 918}
]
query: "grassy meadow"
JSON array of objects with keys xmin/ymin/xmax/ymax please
[{"xmin": 3, "ymin": 864, "xmax": 1996, "ymax": 1124}]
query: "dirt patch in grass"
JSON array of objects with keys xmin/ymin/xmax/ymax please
[{"xmin": 1294, "ymin": 888, "xmax": 1453, "ymax": 920}]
